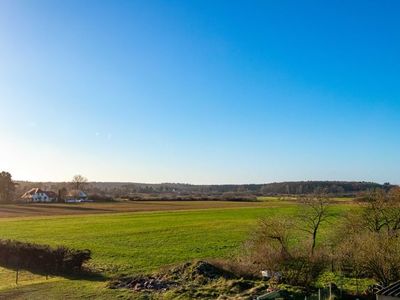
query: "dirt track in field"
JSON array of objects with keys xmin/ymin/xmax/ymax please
[{"xmin": 0, "ymin": 201, "xmax": 275, "ymax": 218}]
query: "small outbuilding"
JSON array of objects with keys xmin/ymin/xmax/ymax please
[
  {"xmin": 65, "ymin": 190, "xmax": 88, "ymax": 203},
  {"xmin": 376, "ymin": 281, "xmax": 400, "ymax": 300}
]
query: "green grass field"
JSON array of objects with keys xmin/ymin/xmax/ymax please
[{"xmin": 0, "ymin": 202, "xmax": 353, "ymax": 299}]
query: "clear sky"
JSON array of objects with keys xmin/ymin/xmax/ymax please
[{"xmin": 0, "ymin": 0, "xmax": 399, "ymax": 184}]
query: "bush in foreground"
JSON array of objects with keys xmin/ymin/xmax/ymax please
[{"xmin": 0, "ymin": 239, "xmax": 91, "ymax": 276}]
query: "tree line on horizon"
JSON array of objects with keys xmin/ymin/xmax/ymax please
[
  {"xmin": 0, "ymin": 170, "xmax": 396, "ymax": 203},
  {"xmin": 15, "ymin": 179, "xmax": 394, "ymax": 198}
]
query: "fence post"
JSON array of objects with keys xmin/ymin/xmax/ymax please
[{"xmin": 16, "ymin": 268, "xmax": 19, "ymax": 285}]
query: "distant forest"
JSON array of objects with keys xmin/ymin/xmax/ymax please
[{"xmin": 15, "ymin": 180, "xmax": 394, "ymax": 199}]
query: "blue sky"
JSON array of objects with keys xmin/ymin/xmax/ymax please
[{"xmin": 0, "ymin": 0, "xmax": 399, "ymax": 184}]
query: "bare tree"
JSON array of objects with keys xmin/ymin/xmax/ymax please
[
  {"xmin": 363, "ymin": 189, "xmax": 389, "ymax": 233},
  {"xmin": 362, "ymin": 188, "xmax": 400, "ymax": 236},
  {"xmin": 71, "ymin": 175, "xmax": 88, "ymax": 191},
  {"xmin": 242, "ymin": 216, "xmax": 294, "ymax": 278},
  {"xmin": 259, "ymin": 218, "xmax": 293, "ymax": 256},
  {"xmin": 255, "ymin": 217, "xmax": 293, "ymax": 258},
  {"xmin": 244, "ymin": 215, "xmax": 329, "ymax": 287},
  {"xmin": 298, "ymin": 195, "xmax": 331, "ymax": 256},
  {"xmin": 334, "ymin": 188, "xmax": 400, "ymax": 286},
  {"xmin": 337, "ymin": 230, "xmax": 400, "ymax": 286}
]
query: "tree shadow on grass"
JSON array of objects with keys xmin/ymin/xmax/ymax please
[{"xmin": 60, "ymin": 268, "xmax": 110, "ymax": 283}]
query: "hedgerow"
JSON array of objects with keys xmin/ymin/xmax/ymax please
[{"xmin": 0, "ymin": 239, "xmax": 91, "ymax": 275}]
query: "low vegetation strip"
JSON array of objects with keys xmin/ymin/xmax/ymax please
[
  {"xmin": 0, "ymin": 239, "xmax": 91, "ymax": 276},
  {"xmin": 0, "ymin": 200, "xmax": 283, "ymax": 218}
]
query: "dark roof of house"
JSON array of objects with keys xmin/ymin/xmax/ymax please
[
  {"xmin": 67, "ymin": 190, "xmax": 87, "ymax": 197},
  {"xmin": 44, "ymin": 191, "xmax": 57, "ymax": 198},
  {"xmin": 377, "ymin": 281, "xmax": 400, "ymax": 297}
]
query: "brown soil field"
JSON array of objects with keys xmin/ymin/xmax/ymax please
[{"xmin": 0, "ymin": 200, "xmax": 277, "ymax": 218}]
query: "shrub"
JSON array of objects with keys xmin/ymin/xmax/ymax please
[
  {"xmin": 241, "ymin": 215, "xmax": 331, "ymax": 287},
  {"xmin": 0, "ymin": 239, "xmax": 91, "ymax": 275}
]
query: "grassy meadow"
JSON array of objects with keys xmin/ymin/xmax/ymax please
[{"xmin": 0, "ymin": 200, "xmax": 354, "ymax": 299}]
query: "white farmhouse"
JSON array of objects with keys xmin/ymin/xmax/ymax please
[{"xmin": 21, "ymin": 188, "xmax": 57, "ymax": 203}]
